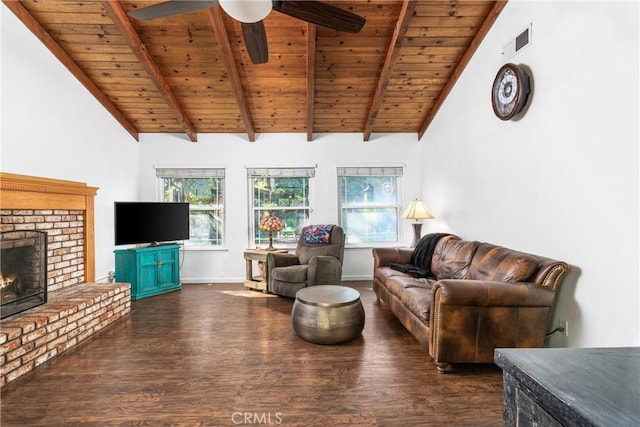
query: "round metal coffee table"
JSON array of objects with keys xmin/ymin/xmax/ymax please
[{"xmin": 291, "ymin": 285, "xmax": 365, "ymax": 345}]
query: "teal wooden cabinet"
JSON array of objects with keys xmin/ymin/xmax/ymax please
[{"xmin": 115, "ymin": 245, "xmax": 181, "ymax": 300}]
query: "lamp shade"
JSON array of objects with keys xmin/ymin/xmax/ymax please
[
  {"xmin": 401, "ymin": 199, "xmax": 433, "ymax": 221},
  {"xmin": 219, "ymin": 0, "xmax": 272, "ymax": 23}
]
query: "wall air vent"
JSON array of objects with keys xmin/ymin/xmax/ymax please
[{"xmin": 502, "ymin": 24, "xmax": 532, "ymax": 61}]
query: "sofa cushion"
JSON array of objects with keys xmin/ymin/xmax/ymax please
[
  {"xmin": 385, "ymin": 276, "xmax": 435, "ymax": 299},
  {"xmin": 399, "ymin": 286, "xmax": 433, "ymax": 323},
  {"xmin": 375, "ymin": 266, "xmax": 409, "ymax": 285},
  {"xmin": 431, "ymin": 238, "xmax": 479, "ymax": 280},
  {"xmin": 271, "ymin": 264, "xmax": 308, "ymax": 282},
  {"xmin": 467, "ymin": 244, "xmax": 538, "ymax": 283}
]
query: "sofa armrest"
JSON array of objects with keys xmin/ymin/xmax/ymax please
[
  {"xmin": 432, "ymin": 280, "xmax": 556, "ymax": 307},
  {"xmin": 266, "ymin": 252, "xmax": 300, "ymax": 271},
  {"xmin": 430, "ymin": 279, "xmax": 558, "ymax": 368},
  {"xmin": 308, "ymin": 256, "xmax": 342, "ymax": 286},
  {"xmin": 372, "ymin": 247, "xmax": 413, "ymax": 268}
]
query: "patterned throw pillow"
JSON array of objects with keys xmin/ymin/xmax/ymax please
[{"xmin": 302, "ymin": 224, "xmax": 334, "ymax": 244}]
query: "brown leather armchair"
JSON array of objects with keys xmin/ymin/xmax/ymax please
[{"xmin": 267, "ymin": 225, "xmax": 345, "ymax": 298}]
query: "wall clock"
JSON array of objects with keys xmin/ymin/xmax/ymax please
[{"xmin": 491, "ymin": 63, "xmax": 531, "ymax": 120}]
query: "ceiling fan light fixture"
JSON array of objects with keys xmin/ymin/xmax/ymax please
[{"xmin": 219, "ymin": 0, "xmax": 272, "ymax": 23}]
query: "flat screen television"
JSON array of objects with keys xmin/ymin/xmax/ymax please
[{"xmin": 114, "ymin": 202, "xmax": 190, "ymax": 246}]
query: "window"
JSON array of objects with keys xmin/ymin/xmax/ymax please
[
  {"xmin": 156, "ymin": 168, "xmax": 225, "ymax": 247},
  {"xmin": 338, "ymin": 166, "xmax": 403, "ymax": 245},
  {"xmin": 247, "ymin": 167, "xmax": 315, "ymax": 248}
]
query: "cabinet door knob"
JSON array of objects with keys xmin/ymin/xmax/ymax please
[{"xmin": 157, "ymin": 261, "xmax": 163, "ymax": 266}]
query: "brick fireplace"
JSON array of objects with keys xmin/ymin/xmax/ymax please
[
  {"xmin": 0, "ymin": 230, "xmax": 48, "ymax": 319},
  {"xmin": 0, "ymin": 173, "xmax": 131, "ymax": 387},
  {"xmin": 1, "ymin": 209, "xmax": 86, "ymax": 294}
]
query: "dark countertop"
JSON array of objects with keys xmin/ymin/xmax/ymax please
[{"xmin": 495, "ymin": 347, "xmax": 640, "ymax": 427}]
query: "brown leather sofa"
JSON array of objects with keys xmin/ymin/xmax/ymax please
[{"xmin": 372, "ymin": 235, "xmax": 568, "ymax": 373}]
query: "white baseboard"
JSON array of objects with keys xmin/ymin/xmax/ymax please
[
  {"xmin": 180, "ymin": 275, "xmax": 372, "ymax": 284},
  {"xmin": 180, "ymin": 277, "xmax": 244, "ymax": 284}
]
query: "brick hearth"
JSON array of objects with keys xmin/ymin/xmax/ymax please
[{"xmin": 0, "ymin": 282, "xmax": 130, "ymax": 386}]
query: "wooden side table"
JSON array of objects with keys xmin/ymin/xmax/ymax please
[{"xmin": 243, "ymin": 249, "xmax": 287, "ymax": 292}]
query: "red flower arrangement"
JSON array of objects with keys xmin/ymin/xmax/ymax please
[{"xmin": 259, "ymin": 215, "xmax": 285, "ymax": 251}]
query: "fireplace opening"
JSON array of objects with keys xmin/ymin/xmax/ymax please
[{"xmin": 1, "ymin": 231, "xmax": 48, "ymax": 319}]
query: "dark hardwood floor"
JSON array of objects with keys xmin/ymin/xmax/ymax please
[{"xmin": 0, "ymin": 282, "xmax": 504, "ymax": 426}]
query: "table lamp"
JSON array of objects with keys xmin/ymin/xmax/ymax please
[{"xmin": 401, "ymin": 199, "xmax": 433, "ymax": 247}]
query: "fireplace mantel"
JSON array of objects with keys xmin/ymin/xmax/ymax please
[{"xmin": 0, "ymin": 172, "xmax": 99, "ymax": 281}]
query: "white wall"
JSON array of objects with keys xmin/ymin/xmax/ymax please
[
  {"xmin": 421, "ymin": 1, "xmax": 639, "ymax": 348},
  {"xmin": 1, "ymin": 8, "xmax": 140, "ymax": 280},
  {"xmin": 137, "ymin": 133, "xmax": 422, "ymax": 282}
]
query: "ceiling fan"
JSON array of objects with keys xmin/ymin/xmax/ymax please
[{"xmin": 127, "ymin": 0, "xmax": 366, "ymax": 64}]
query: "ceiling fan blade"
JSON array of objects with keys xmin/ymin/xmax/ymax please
[
  {"xmin": 242, "ymin": 21, "xmax": 269, "ymax": 64},
  {"xmin": 127, "ymin": 0, "xmax": 218, "ymax": 21},
  {"xmin": 272, "ymin": 1, "xmax": 366, "ymax": 33}
]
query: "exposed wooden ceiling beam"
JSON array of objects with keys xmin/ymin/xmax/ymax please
[
  {"xmin": 2, "ymin": 0, "xmax": 139, "ymax": 141},
  {"xmin": 363, "ymin": 0, "xmax": 416, "ymax": 142},
  {"xmin": 417, "ymin": 0, "xmax": 509, "ymax": 140},
  {"xmin": 207, "ymin": 8, "xmax": 256, "ymax": 142},
  {"xmin": 306, "ymin": 23, "xmax": 316, "ymax": 142},
  {"xmin": 101, "ymin": 1, "xmax": 197, "ymax": 143}
]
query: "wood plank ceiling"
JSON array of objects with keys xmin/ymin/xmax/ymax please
[{"xmin": 4, "ymin": 0, "xmax": 507, "ymax": 142}]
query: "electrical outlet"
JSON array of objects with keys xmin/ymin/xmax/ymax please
[{"xmin": 563, "ymin": 320, "xmax": 569, "ymax": 337}]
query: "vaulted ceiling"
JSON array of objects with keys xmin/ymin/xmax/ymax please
[{"xmin": 4, "ymin": 0, "xmax": 507, "ymax": 142}]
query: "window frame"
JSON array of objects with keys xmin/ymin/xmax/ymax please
[
  {"xmin": 156, "ymin": 167, "xmax": 226, "ymax": 250},
  {"xmin": 337, "ymin": 166, "xmax": 404, "ymax": 247},
  {"xmin": 247, "ymin": 166, "xmax": 316, "ymax": 249}
]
